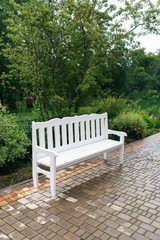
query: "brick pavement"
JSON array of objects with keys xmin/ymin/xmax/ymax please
[{"xmin": 0, "ymin": 133, "xmax": 160, "ymax": 239}]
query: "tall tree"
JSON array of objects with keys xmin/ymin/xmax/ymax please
[
  {"xmin": 0, "ymin": 0, "xmax": 28, "ymax": 108},
  {"xmin": 1, "ymin": 0, "xmax": 159, "ymax": 118}
]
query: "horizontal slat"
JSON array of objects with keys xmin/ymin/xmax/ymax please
[
  {"xmin": 33, "ymin": 113, "xmax": 107, "ymax": 129},
  {"xmin": 37, "ymin": 167, "xmax": 50, "ymax": 178},
  {"xmin": 37, "ymin": 139, "xmax": 122, "ymax": 168}
]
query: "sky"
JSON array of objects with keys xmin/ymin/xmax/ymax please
[
  {"xmin": 135, "ymin": 34, "xmax": 160, "ymax": 54},
  {"xmin": 106, "ymin": 0, "xmax": 160, "ymax": 54}
]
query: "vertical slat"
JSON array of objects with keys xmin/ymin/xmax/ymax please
[
  {"xmin": 32, "ymin": 121, "xmax": 38, "ymax": 188},
  {"xmin": 104, "ymin": 114, "xmax": 108, "ymax": 139},
  {"xmin": 75, "ymin": 121, "xmax": 79, "ymax": 143},
  {"xmin": 101, "ymin": 117, "xmax": 105, "ymax": 138},
  {"xmin": 81, "ymin": 121, "xmax": 85, "ymax": 142},
  {"xmin": 39, "ymin": 127, "xmax": 45, "ymax": 148},
  {"xmin": 47, "ymin": 126, "xmax": 53, "ymax": 149},
  {"xmin": 69, "ymin": 122, "xmax": 73, "ymax": 144},
  {"xmin": 99, "ymin": 118, "xmax": 102, "ymax": 136},
  {"xmin": 86, "ymin": 120, "xmax": 90, "ymax": 140},
  {"xmin": 91, "ymin": 119, "xmax": 95, "ymax": 139},
  {"xmin": 62, "ymin": 123, "xmax": 67, "ymax": 147},
  {"xmin": 55, "ymin": 125, "xmax": 60, "ymax": 149},
  {"xmin": 32, "ymin": 122, "xmax": 37, "ymax": 146},
  {"xmin": 96, "ymin": 118, "xmax": 100, "ymax": 138}
]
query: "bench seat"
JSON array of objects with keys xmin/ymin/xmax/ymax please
[{"xmin": 37, "ymin": 139, "xmax": 123, "ymax": 170}]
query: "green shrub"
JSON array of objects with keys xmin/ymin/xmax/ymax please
[
  {"xmin": 0, "ymin": 103, "xmax": 30, "ymax": 167},
  {"xmin": 78, "ymin": 96, "xmax": 128, "ymax": 118},
  {"xmin": 95, "ymin": 96, "xmax": 127, "ymax": 118},
  {"xmin": 137, "ymin": 111, "xmax": 154, "ymax": 128},
  {"xmin": 152, "ymin": 117, "xmax": 160, "ymax": 129},
  {"xmin": 110, "ymin": 111, "xmax": 148, "ymax": 140},
  {"xmin": 78, "ymin": 106, "xmax": 98, "ymax": 115}
]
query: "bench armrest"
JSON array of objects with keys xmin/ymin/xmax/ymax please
[
  {"xmin": 107, "ymin": 129, "xmax": 127, "ymax": 143},
  {"xmin": 35, "ymin": 146, "xmax": 58, "ymax": 158}
]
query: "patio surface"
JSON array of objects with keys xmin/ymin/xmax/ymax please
[{"xmin": 0, "ymin": 133, "xmax": 160, "ymax": 240}]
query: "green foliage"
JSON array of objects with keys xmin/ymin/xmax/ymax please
[
  {"xmin": 143, "ymin": 105, "xmax": 160, "ymax": 115},
  {"xmin": 1, "ymin": 0, "xmax": 159, "ymax": 117},
  {"xmin": 78, "ymin": 106, "xmax": 98, "ymax": 116},
  {"xmin": 152, "ymin": 117, "xmax": 160, "ymax": 129},
  {"xmin": 0, "ymin": 103, "xmax": 30, "ymax": 167},
  {"xmin": 110, "ymin": 111, "xmax": 148, "ymax": 140},
  {"xmin": 95, "ymin": 97, "xmax": 128, "ymax": 119},
  {"xmin": 78, "ymin": 96, "xmax": 128, "ymax": 119},
  {"xmin": 126, "ymin": 50, "xmax": 160, "ymax": 100},
  {"xmin": 136, "ymin": 110, "xmax": 154, "ymax": 128}
]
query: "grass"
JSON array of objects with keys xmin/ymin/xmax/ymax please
[{"xmin": 0, "ymin": 166, "xmax": 32, "ymax": 189}]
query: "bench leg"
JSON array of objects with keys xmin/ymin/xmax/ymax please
[
  {"xmin": 103, "ymin": 153, "xmax": 108, "ymax": 160},
  {"xmin": 50, "ymin": 160, "xmax": 56, "ymax": 198},
  {"xmin": 32, "ymin": 155, "xmax": 38, "ymax": 188},
  {"xmin": 33, "ymin": 172, "xmax": 38, "ymax": 189},
  {"xmin": 119, "ymin": 145, "xmax": 124, "ymax": 164}
]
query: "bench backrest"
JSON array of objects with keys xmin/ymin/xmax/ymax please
[{"xmin": 32, "ymin": 113, "xmax": 108, "ymax": 152}]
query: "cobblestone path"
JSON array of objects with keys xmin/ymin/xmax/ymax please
[{"xmin": 0, "ymin": 133, "xmax": 160, "ymax": 240}]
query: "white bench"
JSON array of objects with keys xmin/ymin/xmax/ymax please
[{"xmin": 32, "ymin": 113, "xmax": 127, "ymax": 197}]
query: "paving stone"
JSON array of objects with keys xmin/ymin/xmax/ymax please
[
  {"xmin": 151, "ymin": 220, "xmax": 160, "ymax": 228},
  {"xmin": 110, "ymin": 204, "xmax": 123, "ymax": 211},
  {"xmin": 75, "ymin": 206, "xmax": 88, "ymax": 214},
  {"xmin": 81, "ymin": 232, "xmax": 90, "ymax": 239},
  {"xmin": 75, "ymin": 229, "xmax": 85, "ymax": 237},
  {"xmin": 58, "ymin": 220, "xmax": 72, "ymax": 229},
  {"xmin": 9, "ymin": 231, "xmax": 25, "ymax": 240},
  {"xmin": 93, "ymin": 229, "xmax": 103, "ymax": 237},
  {"xmin": 117, "ymin": 226, "xmax": 134, "ymax": 236},
  {"xmin": 68, "ymin": 226, "xmax": 78, "ymax": 233},
  {"xmin": 155, "ymin": 229, "xmax": 160, "ymax": 236},
  {"xmin": 37, "ymin": 209, "xmax": 50, "ymax": 217},
  {"xmin": 137, "ymin": 227, "xmax": 146, "ymax": 235},
  {"xmin": 35, "ymin": 216, "xmax": 48, "ymax": 225},
  {"xmin": 0, "ymin": 134, "xmax": 160, "ymax": 240},
  {"xmin": 117, "ymin": 213, "xmax": 132, "ymax": 221},
  {"xmin": 0, "ymin": 219, "xmax": 5, "ymax": 226},
  {"xmin": 118, "ymin": 234, "xmax": 133, "ymax": 240},
  {"xmin": 0, "ymin": 232, "xmax": 10, "ymax": 239},
  {"xmin": 22, "ymin": 228, "xmax": 37, "ymax": 238},
  {"xmin": 2, "ymin": 205, "xmax": 14, "ymax": 212},
  {"xmin": 0, "ymin": 224, "xmax": 15, "ymax": 234},
  {"xmin": 140, "ymin": 222, "xmax": 156, "ymax": 232},
  {"xmin": 69, "ymin": 217, "xmax": 83, "ymax": 226},
  {"xmin": 41, "ymin": 229, "xmax": 52, "ymax": 237},
  {"xmin": 132, "ymin": 232, "xmax": 149, "ymax": 240},
  {"xmin": 13, "ymin": 221, "xmax": 27, "ymax": 231},
  {"xmin": 32, "ymin": 235, "xmax": 46, "ymax": 240},
  {"xmin": 25, "ymin": 210, "xmax": 38, "ymax": 219},
  {"xmin": 137, "ymin": 215, "xmax": 152, "ymax": 224},
  {"xmin": 18, "ymin": 198, "xmax": 30, "ymax": 205},
  {"xmin": 28, "ymin": 221, "xmax": 42, "ymax": 231},
  {"xmin": 104, "ymin": 226, "xmax": 121, "ymax": 238},
  {"xmin": 46, "ymin": 232, "xmax": 56, "ymax": 239},
  {"xmin": 52, "ymin": 235, "xmax": 65, "ymax": 240},
  {"xmin": 145, "ymin": 231, "xmax": 160, "ymax": 240},
  {"xmin": 104, "ymin": 219, "xmax": 119, "ymax": 229},
  {"xmin": 64, "ymin": 232, "xmax": 80, "ymax": 240},
  {"xmin": 3, "ymin": 216, "xmax": 17, "ymax": 225},
  {"xmin": 47, "ymin": 214, "xmax": 61, "ymax": 223},
  {"xmin": 66, "ymin": 197, "xmax": 78, "ymax": 203},
  {"xmin": 10, "ymin": 210, "xmax": 23, "ymax": 219}
]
